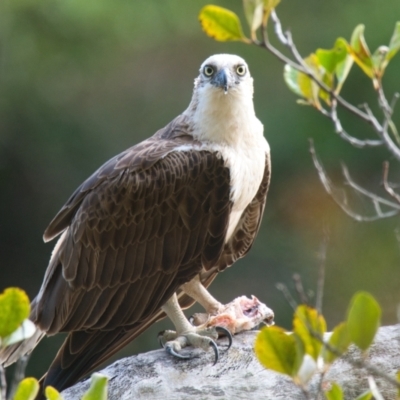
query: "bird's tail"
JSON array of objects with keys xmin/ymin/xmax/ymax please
[{"xmin": 0, "ymin": 328, "xmax": 45, "ymax": 367}]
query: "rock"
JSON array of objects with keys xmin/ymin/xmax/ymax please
[{"xmin": 62, "ymin": 325, "xmax": 400, "ymax": 400}]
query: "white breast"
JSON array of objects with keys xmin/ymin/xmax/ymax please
[{"xmin": 213, "ymin": 133, "xmax": 269, "ymax": 240}]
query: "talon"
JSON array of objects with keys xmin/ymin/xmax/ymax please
[
  {"xmin": 158, "ymin": 335, "xmax": 165, "ymax": 348},
  {"xmin": 165, "ymin": 344, "xmax": 191, "ymax": 360},
  {"xmin": 209, "ymin": 340, "xmax": 219, "ymax": 365},
  {"xmin": 215, "ymin": 326, "xmax": 233, "ymax": 350}
]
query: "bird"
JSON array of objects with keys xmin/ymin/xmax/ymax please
[{"xmin": 0, "ymin": 54, "xmax": 274, "ymax": 394}]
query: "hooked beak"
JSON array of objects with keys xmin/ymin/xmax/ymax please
[{"xmin": 211, "ymin": 69, "xmax": 229, "ymax": 94}]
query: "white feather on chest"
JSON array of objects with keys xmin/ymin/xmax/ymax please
[
  {"xmin": 182, "ymin": 81, "xmax": 270, "ymax": 241},
  {"xmin": 216, "ymin": 140, "xmax": 268, "ymax": 240}
]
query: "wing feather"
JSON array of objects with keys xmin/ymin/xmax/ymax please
[{"xmin": 33, "ymin": 124, "xmax": 232, "ymax": 338}]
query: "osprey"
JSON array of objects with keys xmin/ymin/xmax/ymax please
[{"xmin": 1, "ymin": 54, "xmax": 274, "ymax": 393}]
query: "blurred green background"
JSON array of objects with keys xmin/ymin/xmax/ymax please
[{"xmin": 1, "ymin": 0, "xmax": 399, "ymax": 381}]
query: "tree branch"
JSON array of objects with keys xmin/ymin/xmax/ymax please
[
  {"xmin": 257, "ymin": 11, "xmax": 400, "ymax": 162},
  {"xmin": 309, "ymin": 140, "xmax": 400, "ymax": 221},
  {"xmin": 382, "ymin": 161, "xmax": 400, "ymax": 204}
]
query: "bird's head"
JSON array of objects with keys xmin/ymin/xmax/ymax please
[
  {"xmin": 194, "ymin": 54, "xmax": 253, "ymax": 98},
  {"xmin": 186, "ymin": 54, "xmax": 260, "ymax": 144}
]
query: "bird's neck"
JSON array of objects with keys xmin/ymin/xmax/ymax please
[{"xmin": 184, "ymin": 86, "xmax": 262, "ymax": 148}]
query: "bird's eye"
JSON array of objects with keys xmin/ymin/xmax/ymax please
[
  {"xmin": 203, "ymin": 65, "xmax": 214, "ymax": 77},
  {"xmin": 236, "ymin": 65, "xmax": 246, "ymax": 76}
]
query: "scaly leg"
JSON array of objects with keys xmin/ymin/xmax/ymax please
[{"xmin": 160, "ymin": 293, "xmax": 230, "ymax": 363}]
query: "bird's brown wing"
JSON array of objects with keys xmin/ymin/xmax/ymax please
[{"xmin": 32, "ymin": 116, "xmax": 233, "ymax": 391}]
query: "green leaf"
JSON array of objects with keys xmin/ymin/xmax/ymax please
[
  {"xmin": 315, "ymin": 38, "xmax": 353, "ymax": 94},
  {"xmin": 82, "ymin": 373, "xmax": 109, "ymax": 400},
  {"xmin": 199, "ymin": 5, "xmax": 249, "ymax": 42},
  {"xmin": 322, "ymin": 322, "xmax": 351, "ymax": 364},
  {"xmin": 387, "ymin": 21, "xmax": 400, "ymax": 62},
  {"xmin": 0, "ymin": 288, "xmax": 30, "ymax": 339},
  {"xmin": 334, "ymin": 38, "xmax": 354, "ymax": 93},
  {"xmin": 284, "ymin": 64, "xmax": 308, "ymax": 97},
  {"xmin": 13, "ymin": 377, "xmax": 39, "ymax": 400},
  {"xmin": 374, "ymin": 22, "xmax": 400, "ymax": 76},
  {"xmin": 293, "ymin": 305, "xmax": 326, "ymax": 360},
  {"xmin": 371, "ymin": 46, "xmax": 390, "ymax": 79},
  {"xmin": 263, "ymin": 0, "xmax": 281, "ymax": 25},
  {"xmin": 319, "ymin": 71, "xmax": 334, "ymax": 105},
  {"xmin": 45, "ymin": 386, "xmax": 64, "ymax": 400},
  {"xmin": 349, "ymin": 24, "xmax": 373, "ymax": 78},
  {"xmin": 354, "ymin": 390, "xmax": 373, "ymax": 400},
  {"xmin": 243, "ymin": 0, "xmax": 264, "ymax": 35},
  {"xmin": 255, "ymin": 326, "xmax": 304, "ymax": 377},
  {"xmin": 284, "ymin": 58, "xmax": 321, "ymax": 109},
  {"xmin": 316, "ymin": 44, "xmax": 346, "ymax": 74},
  {"xmin": 347, "ymin": 292, "xmax": 381, "ymax": 351},
  {"xmin": 325, "ymin": 382, "xmax": 343, "ymax": 400}
]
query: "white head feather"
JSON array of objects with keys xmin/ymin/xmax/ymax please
[{"xmin": 184, "ymin": 54, "xmax": 262, "ymax": 147}]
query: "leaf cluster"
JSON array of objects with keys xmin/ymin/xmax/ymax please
[
  {"xmin": 254, "ymin": 292, "xmax": 398, "ymax": 399},
  {"xmin": 0, "ymin": 288, "xmax": 109, "ymax": 400},
  {"xmin": 199, "ymin": 2, "xmax": 400, "ymax": 108}
]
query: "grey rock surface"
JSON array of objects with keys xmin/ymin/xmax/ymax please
[{"xmin": 62, "ymin": 325, "xmax": 400, "ymax": 400}]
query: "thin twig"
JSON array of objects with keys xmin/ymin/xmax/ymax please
[
  {"xmin": 276, "ymin": 283, "xmax": 298, "ymax": 311},
  {"xmin": 382, "ymin": 161, "xmax": 400, "ymax": 204},
  {"xmin": 377, "ymin": 85, "xmax": 393, "ymax": 115},
  {"xmin": 309, "ymin": 140, "xmax": 400, "ymax": 221},
  {"xmin": 327, "ymin": 99, "xmax": 383, "ymax": 148},
  {"xmin": 293, "ymin": 274, "xmax": 309, "ymax": 305},
  {"xmin": 315, "ymin": 227, "xmax": 329, "ymax": 315},
  {"xmin": 316, "ymin": 369, "xmax": 327, "ymax": 400},
  {"xmin": 8, "ymin": 355, "xmax": 30, "ymax": 400},
  {"xmin": 363, "ymin": 103, "xmax": 400, "ymax": 161},
  {"xmin": 341, "ymin": 164, "xmax": 400, "ymax": 210},
  {"xmin": 378, "ymin": 87, "xmax": 400, "ymax": 146},
  {"xmin": 270, "ymin": 10, "xmax": 288, "ymax": 45}
]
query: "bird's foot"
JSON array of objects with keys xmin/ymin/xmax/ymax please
[
  {"xmin": 190, "ymin": 295, "xmax": 274, "ymax": 334},
  {"xmin": 158, "ymin": 326, "xmax": 232, "ymax": 364}
]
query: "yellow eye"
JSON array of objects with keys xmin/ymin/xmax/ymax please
[
  {"xmin": 236, "ymin": 65, "xmax": 246, "ymax": 76},
  {"xmin": 203, "ymin": 65, "xmax": 214, "ymax": 77}
]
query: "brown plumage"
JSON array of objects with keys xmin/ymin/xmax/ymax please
[{"xmin": 1, "ymin": 54, "xmax": 271, "ymax": 394}]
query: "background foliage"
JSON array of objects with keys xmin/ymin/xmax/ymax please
[{"xmin": 1, "ymin": 0, "xmax": 399, "ymax": 380}]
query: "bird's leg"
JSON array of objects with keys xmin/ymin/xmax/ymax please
[
  {"xmin": 159, "ymin": 276, "xmax": 274, "ymax": 363},
  {"xmin": 160, "ymin": 293, "xmax": 228, "ymax": 363},
  {"xmin": 182, "ymin": 275, "xmax": 275, "ymax": 334},
  {"xmin": 181, "ymin": 275, "xmax": 223, "ymax": 315}
]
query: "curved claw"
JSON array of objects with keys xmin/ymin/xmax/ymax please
[
  {"xmin": 165, "ymin": 344, "xmax": 191, "ymax": 360},
  {"xmin": 209, "ymin": 340, "xmax": 219, "ymax": 366},
  {"xmin": 215, "ymin": 326, "xmax": 233, "ymax": 350}
]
